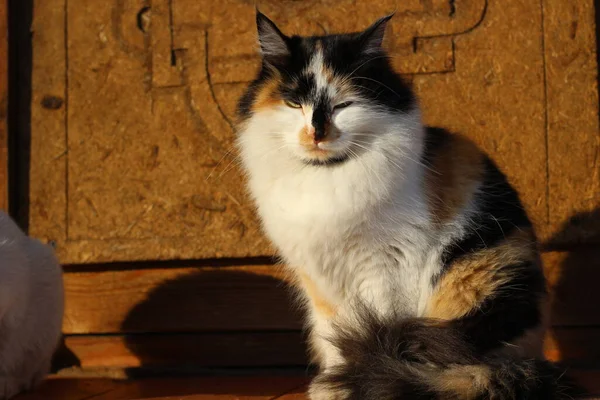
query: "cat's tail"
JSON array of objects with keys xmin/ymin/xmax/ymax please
[{"xmin": 310, "ymin": 315, "xmax": 581, "ymax": 400}]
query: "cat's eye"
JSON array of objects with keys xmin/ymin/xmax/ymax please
[
  {"xmin": 334, "ymin": 101, "xmax": 354, "ymax": 110},
  {"xmin": 284, "ymin": 100, "xmax": 302, "ymax": 109}
]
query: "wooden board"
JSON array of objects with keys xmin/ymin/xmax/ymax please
[
  {"xmin": 61, "ymin": 249, "xmax": 600, "ymax": 336},
  {"xmin": 54, "ymin": 327, "xmax": 600, "ymax": 374},
  {"xmin": 59, "ymin": 328, "xmax": 600, "ymax": 372},
  {"xmin": 543, "ymin": 248, "xmax": 600, "ymax": 326},
  {"xmin": 545, "ymin": 327, "xmax": 600, "ymax": 366},
  {"xmin": 30, "ymin": 0, "xmax": 599, "ymax": 264},
  {"xmin": 0, "ymin": 0, "xmax": 7, "ymax": 211},
  {"xmin": 16, "ymin": 376, "xmax": 309, "ymax": 400},
  {"xmin": 61, "ymin": 332, "xmax": 308, "ymax": 370},
  {"xmin": 14, "ymin": 373, "xmax": 600, "ymax": 400},
  {"xmin": 62, "ymin": 264, "xmax": 302, "ymax": 334}
]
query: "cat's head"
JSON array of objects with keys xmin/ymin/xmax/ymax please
[{"xmin": 237, "ymin": 12, "xmax": 417, "ymax": 166}]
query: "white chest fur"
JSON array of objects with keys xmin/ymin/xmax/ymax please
[{"xmin": 238, "ymin": 113, "xmax": 443, "ymax": 317}]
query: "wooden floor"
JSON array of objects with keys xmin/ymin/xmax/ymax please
[
  {"xmin": 12, "ymin": 371, "xmax": 600, "ymax": 400},
  {"xmin": 15, "ymin": 376, "xmax": 310, "ymax": 400}
]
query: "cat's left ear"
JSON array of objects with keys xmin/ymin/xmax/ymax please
[
  {"xmin": 358, "ymin": 13, "xmax": 394, "ymax": 54},
  {"xmin": 256, "ymin": 11, "xmax": 290, "ymax": 66}
]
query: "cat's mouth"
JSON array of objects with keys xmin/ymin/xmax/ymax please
[
  {"xmin": 299, "ymin": 142, "xmax": 351, "ymax": 166},
  {"xmin": 303, "ymin": 154, "xmax": 351, "ymax": 166}
]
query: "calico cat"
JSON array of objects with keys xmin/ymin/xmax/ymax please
[
  {"xmin": 236, "ymin": 12, "xmax": 577, "ymax": 399},
  {"xmin": 0, "ymin": 212, "xmax": 64, "ymax": 398}
]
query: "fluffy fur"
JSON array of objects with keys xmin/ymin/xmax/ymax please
[
  {"xmin": 236, "ymin": 12, "xmax": 579, "ymax": 399},
  {"xmin": 0, "ymin": 212, "xmax": 64, "ymax": 398}
]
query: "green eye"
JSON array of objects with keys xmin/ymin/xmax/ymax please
[{"xmin": 284, "ymin": 100, "xmax": 302, "ymax": 108}]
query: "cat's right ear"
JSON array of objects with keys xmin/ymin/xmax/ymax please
[{"xmin": 256, "ymin": 11, "xmax": 290, "ymax": 66}]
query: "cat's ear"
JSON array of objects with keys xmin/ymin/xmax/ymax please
[
  {"xmin": 358, "ymin": 13, "xmax": 394, "ymax": 54},
  {"xmin": 256, "ymin": 11, "xmax": 290, "ymax": 65}
]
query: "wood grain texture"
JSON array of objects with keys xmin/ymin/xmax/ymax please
[
  {"xmin": 62, "ymin": 249, "xmax": 600, "ymax": 336},
  {"xmin": 63, "ymin": 264, "xmax": 302, "ymax": 334},
  {"xmin": 61, "ymin": 332, "xmax": 308, "ymax": 369},
  {"xmin": 16, "ymin": 372, "xmax": 600, "ymax": 400},
  {"xmin": 545, "ymin": 327, "xmax": 600, "ymax": 366},
  {"xmin": 0, "ymin": 0, "xmax": 7, "ymax": 211},
  {"xmin": 543, "ymin": 248, "xmax": 600, "ymax": 326},
  {"xmin": 54, "ymin": 327, "xmax": 600, "ymax": 374},
  {"xmin": 16, "ymin": 376, "xmax": 309, "ymax": 400}
]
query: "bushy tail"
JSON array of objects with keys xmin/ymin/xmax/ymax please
[{"xmin": 311, "ymin": 316, "xmax": 581, "ymax": 400}]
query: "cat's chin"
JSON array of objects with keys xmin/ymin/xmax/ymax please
[{"xmin": 300, "ymin": 153, "xmax": 351, "ymax": 167}]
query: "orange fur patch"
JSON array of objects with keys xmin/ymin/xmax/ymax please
[
  {"xmin": 424, "ymin": 134, "xmax": 485, "ymax": 224},
  {"xmin": 298, "ymin": 123, "xmax": 316, "ymax": 147},
  {"xmin": 432, "ymin": 365, "xmax": 491, "ymax": 400},
  {"xmin": 425, "ymin": 229, "xmax": 538, "ymax": 321},
  {"xmin": 251, "ymin": 76, "xmax": 283, "ymax": 111},
  {"xmin": 297, "ymin": 272, "xmax": 337, "ymax": 319}
]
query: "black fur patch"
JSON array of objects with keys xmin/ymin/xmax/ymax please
[
  {"xmin": 317, "ymin": 309, "xmax": 581, "ymax": 400},
  {"xmin": 451, "ymin": 261, "xmax": 546, "ymax": 352},
  {"xmin": 237, "ymin": 20, "xmax": 415, "ymax": 121},
  {"xmin": 440, "ymin": 157, "xmax": 532, "ymax": 269},
  {"xmin": 320, "ymin": 313, "xmax": 476, "ymax": 400}
]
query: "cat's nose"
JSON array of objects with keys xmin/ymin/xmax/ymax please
[
  {"xmin": 311, "ymin": 105, "xmax": 329, "ymax": 143},
  {"xmin": 313, "ymin": 125, "xmax": 327, "ymax": 143},
  {"xmin": 305, "ymin": 125, "xmax": 327, "ymax": 143}
]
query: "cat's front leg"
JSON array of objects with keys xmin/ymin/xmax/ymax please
[
  {"xmin": 307, "ymin": 316, "xmax": 351, "ymax": 400},
  {"xmin": 296, "ymin": 272, "xmax": 343, "ymax": 370},
  {"xmin": 307, "ymin": 311, "xmax": 343, "ymax": 370}
]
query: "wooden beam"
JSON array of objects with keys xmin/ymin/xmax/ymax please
[
  {"xmin": 61, "ymin": 249, "xmax": 600, "ymax": 336},
  {"xmin": 63, "ymin": 264, "xmax": 302, "ymax": 334},
  {"xmin": 61, "ymin": 331, "xmax": 308, "ymax": 370},
  {"xmin": 56, "ymin": 327, "xmax": 600, "ymax": 374}
]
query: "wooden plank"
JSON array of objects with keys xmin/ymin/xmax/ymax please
[
  {"xmin": 53, "ymin": 328, "xmax": 600, "ymax": 375},
  {"xmin": 545, "ymin": 327, "xmax": 600, "ymax": 366},
  {"xmin": 16, "ymin": 377, "xmax": 309, "ymax": 400},
  {"xmin": 61, "ymin": 332, "xmax": 308, "ymax": 370},
  {"xmin": 543, "ymin": 248, "xmax": 600, "ymax": 326},
  {"xmin": 543, "ymin": 0, "xmax": 600, "ymax": 245},
  {"xmin": 63, "ymin": 265, "xmax": 302, "ymax": 334},
  {"xmin": 91, "ymin": 377, "xmax": 307, "ymax": 400},
  {"xmin": 17, "ymin": 371, "xmax": 600, "ymax": 400},
  {"xmin": 63, "ymin": 248, "xmax": 600, "ymax": 336},
  {"xmin": 0, "ymin": 0, "xmax": 7, "ymax": 211}
]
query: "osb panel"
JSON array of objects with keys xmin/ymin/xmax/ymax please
[
  {"xmin": 544, "ymin": 0, "xmax": 600, "ymax": 245},
  {"xmin": 0, "ymin": 1, "xmax": 7, "ymax": 211},
  {"xmin": 62, "ymin": 264, "xmax": 302, "ymax": 334},
  {"xmin": 30, "ymin": 0, "xmax": 598, "ymax": 263}
]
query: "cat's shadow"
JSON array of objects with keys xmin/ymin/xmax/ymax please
[
  {"xmin": 543, "ymin": 208, "xmax": 600, "ymax": 368},
  {"xmin": 120, "ymin": 267, "xmax": 309, "ymax": 380}
]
